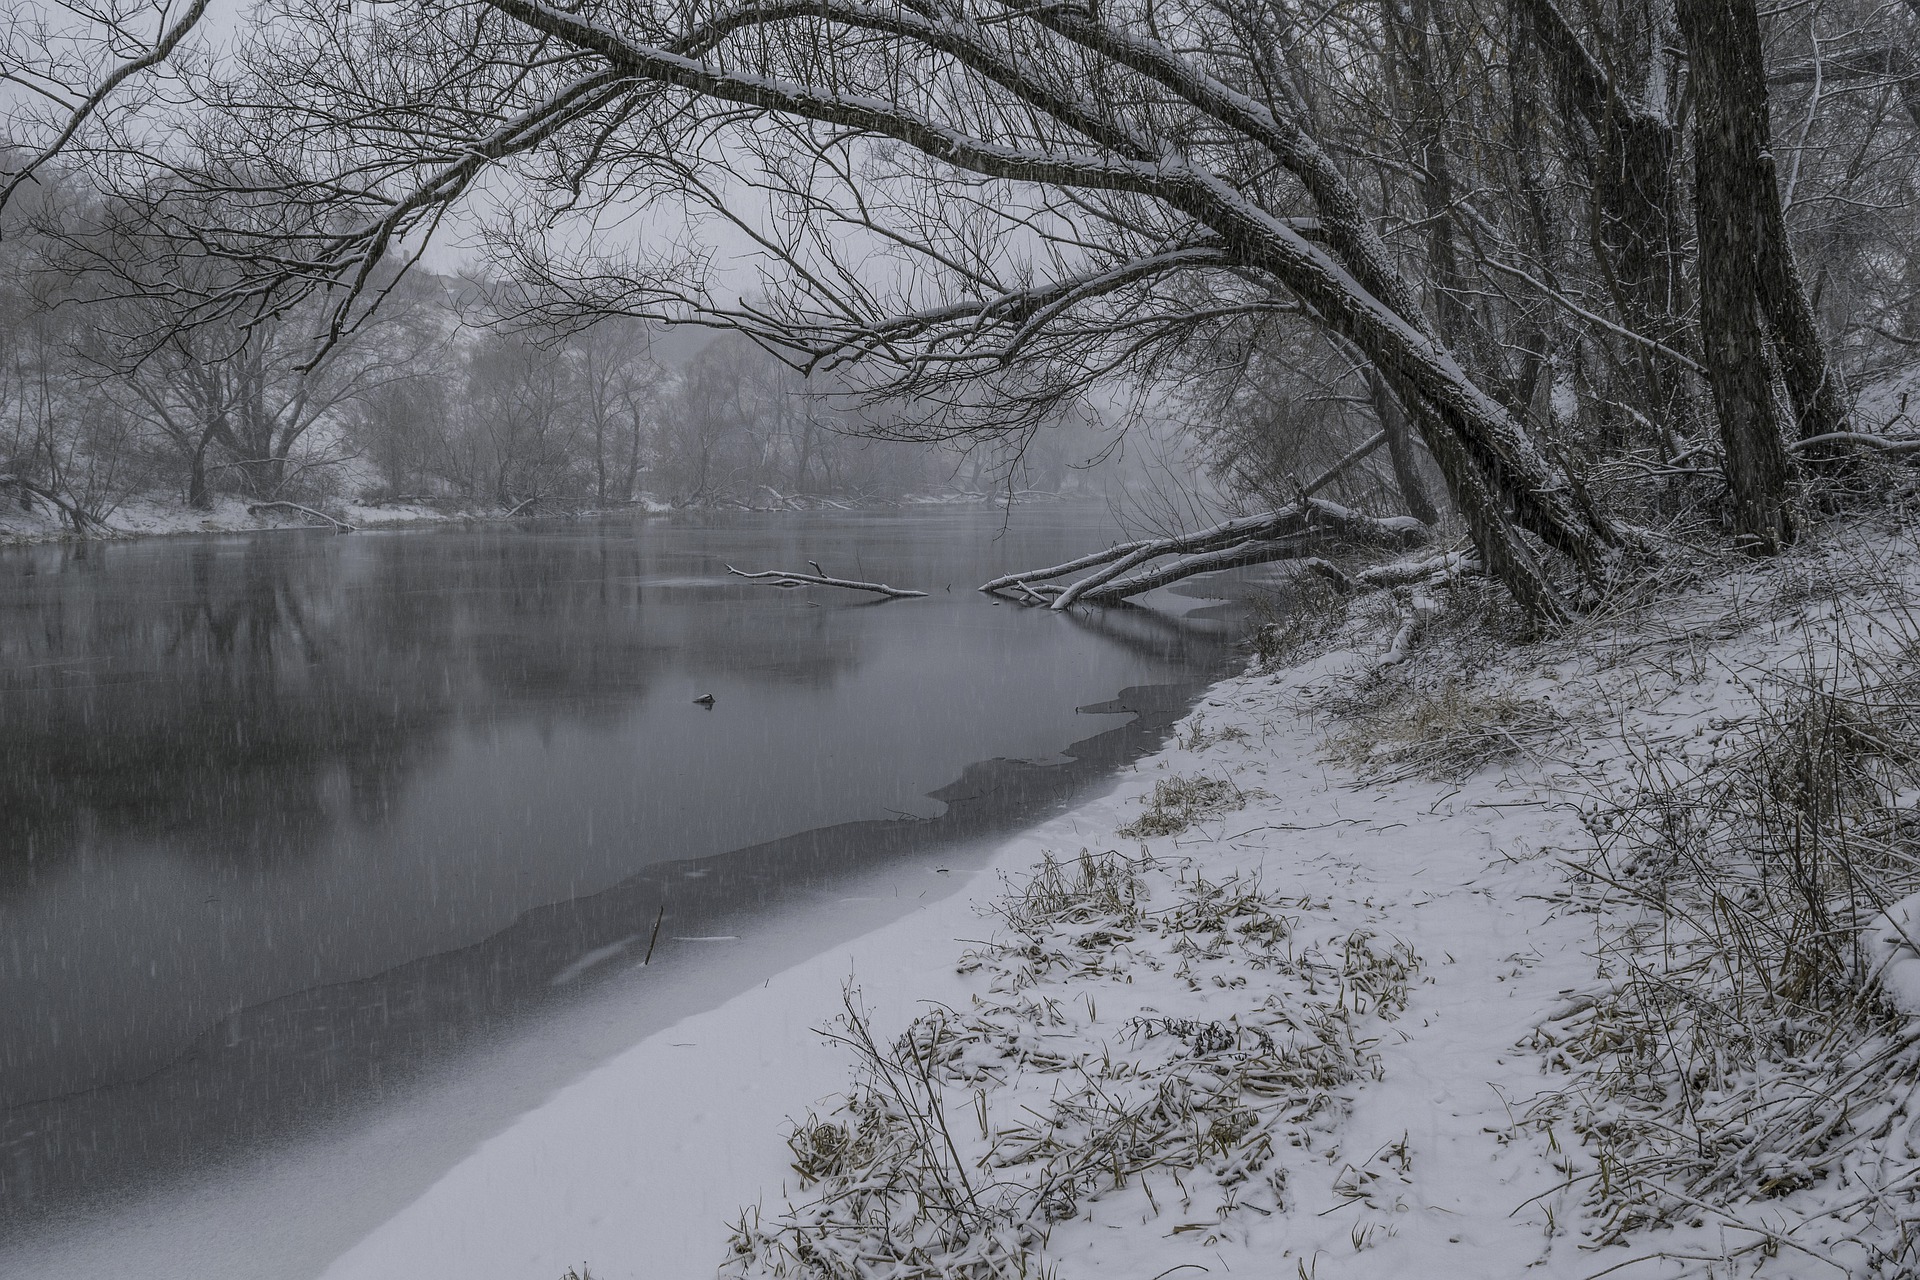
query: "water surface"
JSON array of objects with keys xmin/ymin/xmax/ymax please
[{"xmin": 0, "ymin": 505, "xmax": 1251, "ymax": 1252}]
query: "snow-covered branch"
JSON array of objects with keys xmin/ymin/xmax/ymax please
[
  {"xmin": 983, "ymin": 499, "xmax": 1429, "ymax": 608},
  {"xmin": 727, "ymin": 562, "xmax": 928, "ymax": 598}
]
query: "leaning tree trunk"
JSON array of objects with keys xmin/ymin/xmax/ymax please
[
  {"xmin": 998, "ymin": 3, "xmax": 1628, "ymax": 614},
  {"xmin": 1675, "ymin": 0, "xmax": 1803, "ymax": 547},
  {"xmin": 1753, "ymin": 181, "xmax": 1852, "ymax": 443}
]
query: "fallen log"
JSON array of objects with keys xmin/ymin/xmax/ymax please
[
  {"xmin": 727, "ymin": 561, "xmax": 927, "ymax": 599},
  {"xmin": 983, "ymin": 499, "xmax": 1428, "ymax": 609},
  {"xmin": 1074, "ymin": 535, "xmax": 1316, "ymax": 602},
  {"xmin": 248, "ymin": 501, "xmax": 355, "ymax": 532}
]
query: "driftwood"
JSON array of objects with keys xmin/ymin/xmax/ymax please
[
  {"xmin": 981, "ymin": 499, "xmax": 1429, "ymax": 609},
  {"xmin": 248, "ymin": 501, "xmax": 355, "ymax": 531},
  {"xmin": 726, "ymin": 560, "xmax": 927, "ymax": 599}
]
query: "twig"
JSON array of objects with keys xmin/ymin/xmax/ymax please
[{"xmin": 643, "ymin": 904, "xmax": 665, "ymax": 965}]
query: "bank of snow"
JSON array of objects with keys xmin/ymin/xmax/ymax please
[{"xmin": 323, "ymin": 513, "xmax": 1920, "ymax": 1280}]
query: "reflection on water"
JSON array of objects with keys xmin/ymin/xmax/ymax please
[{"xmin": 0, "ymin": 507, "xmax": 1247, "ymax": 1234}]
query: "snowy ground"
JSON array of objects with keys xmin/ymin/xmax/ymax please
[{"xmin": 294, "ymin": 510, "xmax": 1920, "ymax": 1280}]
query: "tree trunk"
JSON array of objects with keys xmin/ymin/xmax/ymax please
[
  {"xmin": 1517, "ymin": 0, "xmax": 1699, "ymax": 440},
  {"xmin": 1399, "ymin": 379, "xmax": 1568, "ymax": 621},
  {"xmin": 1679, "ymin": 0, "xmax": 1851, "ymax": 444},
  {"xmin": 1595, "ymin": 111, "xmax": 1699, "ymax": 436},
  {"xmin": 624, "ymin": 405, "xmax": 644, "ymax": 500},
  {"xmin": 1753, "ymin": 177, "xmax": 1851, "ymax": 441},
  {"xmin": 1366, "ymin": 368, "xmax": 1441, "ymax": 524},
  {"xmin": 188, "ymin": 434, "xmax": 214, "ymax": 511},
  {"xmin": 1679, "ymin": 0, "xmax": 1798, "ymax": 547},
  {"xmin": 1382, "ymin": 0, "xmax": 1506, "ymax": 396}
]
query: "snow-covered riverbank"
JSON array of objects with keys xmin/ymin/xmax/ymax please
[
  {"xmin": 299, "ymin": 513, "xmax": 1920, "ymax": 1278},
  {"xmin": 0, "ymin": 494, "xmax": 552, "ymax": 545},
  {"xmin": 0, "ymin": 489, "xmax": 1075, "ymax": 548}
]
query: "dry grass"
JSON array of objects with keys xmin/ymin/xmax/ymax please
[
  {"xmin": 1115, "ymin": 774, "xmax": 1255, "ymax": 838},
  {"xmin": 1248, "ymin": 572, "xmax": 1353, "ymax": 670},
  {"xmin": 1177, "ymin": 714, "xmax": 1250, "ymax": 752},
  {"xmin": 1525, "ymin": 606, "xmax": 1920, "ymax": 1274},
  {"xmin": 1322, "ymin": 674, "xmax": 1567, "ymax": 784}
]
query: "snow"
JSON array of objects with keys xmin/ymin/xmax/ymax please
[
  {"xmin": 1865, "ymin": 892, "xmax": 1920, "ymax": 1017},
  {"xmin": 0, "ymin": 494, "xmax": 496, "ymax": 544}
]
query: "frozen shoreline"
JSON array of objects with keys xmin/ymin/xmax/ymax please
[{"xmin": 307, "ymin": 513, "xmax": 1920, "ymax": 1280}]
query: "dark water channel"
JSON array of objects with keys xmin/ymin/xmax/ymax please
[{"xmin": 0, "ymin": 505, "xmax": 1252, "ymax": 1254}]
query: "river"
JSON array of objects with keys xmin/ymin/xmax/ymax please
[{"xmin": 0, "ymin": 504, "xmax": 1254, "ymax": 1269}]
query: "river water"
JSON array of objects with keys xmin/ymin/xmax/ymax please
[{"xmin": 0, "ymin": 505, "xmax": 1253, "ymax": 1265}]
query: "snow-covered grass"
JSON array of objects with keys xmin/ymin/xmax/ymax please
[{"xmin": 723, "ymin": 848, "xmax": 1418, "ymax": 1277}]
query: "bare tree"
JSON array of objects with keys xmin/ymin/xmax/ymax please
[
  {"xmin": 78, "ymin": 0, "xmax": 1661, "ymax": 616},
  {"xmin": 9, "ymin": 0, "xmax": 1914, "ymax": 598}
]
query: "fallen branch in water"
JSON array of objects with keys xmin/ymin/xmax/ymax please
[
  {"xmin": 246, "ymin": 501, "xmax": 355, "ymax": 532},
  {"xmin": 727, "ymin": 561, "xmax": 928, "ymax": 599},
  {"xmin": 983, "ymin": 499, "xmax": 1428, "ymax": 608}
]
